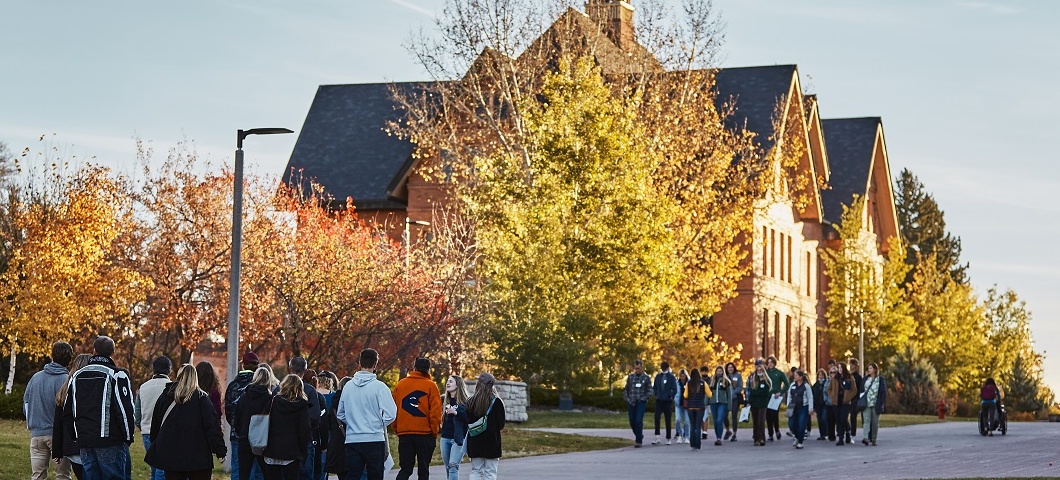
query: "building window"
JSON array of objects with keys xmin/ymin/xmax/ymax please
[
  {"xmin": 762, "ymin": 226, "xmax": 768, "ymax": 275},
  {"xmin": 805, "ymin": 326, "xmax": 813, "ymax": 371},
  {"xmin": 785, "ymin": 315, "xmax": 792, "ymax": 362},
  {"xmin": 779, "ymin": 233, "xmax": 785, "ymax": 281},
  {"xmin": 773, "ymin": 312, "xmax": 781, "ymax": 358},
  {"xmin": 787, "ymin": 236, "xmax": 793, "ymax": 283},
  {"xmin": 770, "ymin": 229, "xmax": 776, "ymax": 278},
  {"xmin": 762, "ymin": 309, "xmax": 769, "ymax": 358},
  {"xmin": 805, "ymin": 251, "xmax": 811, "ymax": 296}
]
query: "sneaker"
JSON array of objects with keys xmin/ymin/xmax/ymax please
[
  {"xmin": 792, "ymin": 439, "xmax": 798, "ymax": 447},
  {"xmin": 634, "ymin": 442, "xmax": 643, "ymax": 448},
  {"xmin": 767, "ymin": 436, "xmax": 774, "ymax": 442},
  {"xmin": 702, "ymin": 432, "xmax": 708, "ymax": 440},
  {"xmin": 836, "ymin": 440, "xmax": 844, "ymax": 446},
  {"xmin": 862, "ymin": 438, "xmax": 869, "ymax": 446},
  {"xmin": 777, "ymin": 432, "xmax": 784, "ymax": 440},
  {"xmin": 817, "ymin": 436, "xmax": 826, "ymax": 441},
  {"xmin": 666, "ymin": 439, "xmax": 672, "ymax": 445},
  {"xmin": 871, "ymin": 440, "xmax": 877, "ymax": 446},
  {"xmin": 846, "ymin": 437, "xmax": 853, "ymax": 444},
  {"xmin": 652, "ymin": 437, "xmax": 661, "ymax": 445},
  {"xmin": 724, "ymin": 430, "xmax": 732, "ymax": 440},
  {"xmin": 796, "ymin": 442, "xmax": 804, "ymax": 449},
  {"xmin": 714, "ymin": 440, "xmax": 722, "ymax": 446},
  {"xmin": 786, "ymin": 431, "xmax": 794, "ymax": 437},
  {"xmin": 730, "ymin": 435, "xmax": 737, "ymax": 442}
]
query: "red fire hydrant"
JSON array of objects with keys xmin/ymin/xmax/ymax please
[{"xmin": 937, "ymin": 400, "xmax": 947, "ymax": 420}]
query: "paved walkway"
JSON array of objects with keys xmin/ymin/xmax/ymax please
[{"xmin": 425, "ymin": 422, "xmax": 1060, "ymax": 479}]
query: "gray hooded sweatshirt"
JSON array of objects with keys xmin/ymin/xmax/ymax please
[
  {"xmin": 23, "ymin": 363, "xmax": 69, "ymax": 437},
  {"xmin": 335, "ymin": 370, "xmax": 396, "ymax": 443}
]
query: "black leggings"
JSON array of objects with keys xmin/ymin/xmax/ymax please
[{"xmin": 723, "ymin": 401, "xmax": 740, "ymax": 433}]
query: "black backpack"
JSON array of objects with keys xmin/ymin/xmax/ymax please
[{"xmin": 224, "ymin": 373, "xmax": 254, "ymax": 428}]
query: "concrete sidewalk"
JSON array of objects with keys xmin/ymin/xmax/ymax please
[{"xmin": 423, "ymin": 422, "xmax": 1060, "ymax": 479}]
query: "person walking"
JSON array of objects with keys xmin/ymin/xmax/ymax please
[
  {"xmin": 64, "ymin": 336, "xmax": 136, "ymax": 480},
  {"xmin": 315, "ymin": 371, "xmax": 338, "ymax": 480},
  {"xmin": 651, "ymin": 361, "xmax": 677, "ymax": 445},
  {"xmin": 848, "ymin": 358, "xmax": 863, "ymax": 444},
  {"xmin": 440, "ymin": 375, "xmax": 469, "ymax": 480},
  {"xmin": 135, "ymin": 356, "xmax": 172, "ymax": 480},
  {"xmin": 289, "ymin": 358, "xmax": 324, "ymax": 480},
  {"xmin": 258, "ymin": 375, "xmax": 313, "ymax": 480},
  {"xmin": 53, "ymin": 354, "xmax": 92, "ymax": 480},
  {"xmin": 673, "ymin": 369, "xmax": 690, "ymax": 444},
  {"xmin": 683, "ymin": 369, "xmax": 706, "ymax": 450},
  {"xmin": 764, "ymin": 356, "xmax": 789, "ymax": 442},
  {"xmin": 225, "ymin": 352, "xmax": 262, "ymax": 480},
  {"xmin": 747, "ymin": 360, "xmax": 772, "ymax": 447},
  {"xmin": 785, "ymin": 370, "xmax": 813, "ymax": 449},
  {"xmin": 145, "ymin": 364, "xmax": 227, "ymax": 480},
  {"xmin": 706, "ymin": 366, "xmax": 730, "ymax": 446},
  {"xmin": 25, "ymin": 341, "xmax": 74, "ymax": 480},
  {"xmin": 812, "ymin": 369, "xmax": 828, "ymax": 441},
  {"xmin": 622, "ymin": 360, "xmax": 651, "ymax": 448},
  {"xmin": 233, "ymin": 368, "xmax": 279, "ymax": 480},
  {"xmin": 392, "ymin": 358, "xmax": 442, "ymax": 480},
  {"xmin": 861, "ymin": 363, "xmax": 886, "ymax": 446},
  {"xmin": 466, "ymin": 373, "xmax": 504, "ymax": 480},
  {"xmin": 195, "ymin": 361, "xmax": 223, "ymax": 428},
  {"xmin": 723, "ymin": 362, "xmax": 743, "ymax": 443},
  {"xmin": 324, "ymin": 377, "xmax": 352, "ymax": 480},
  {"xmin": 336, "ymin": 349, "xmax": 397, "ymax": 480},
  {"xmin": 830, "ymin": 362, "xmax": 856, "ymax": 446}
]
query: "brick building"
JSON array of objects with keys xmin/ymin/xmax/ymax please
[{"xmin": 283, "ymin": 0, "xmax": 900, "ymax": 372}]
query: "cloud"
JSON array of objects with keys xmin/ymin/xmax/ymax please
[
  {"xmin": 952, "ymin": 1, "xmax": 1022, "ymax": 15},
  {"xmin": 385, "ymin": 0, "xmax": 437, "ymax": 18}
]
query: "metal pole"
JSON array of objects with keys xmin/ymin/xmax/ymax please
[
  {"xmin": 227, "ymin": 145, "xmax": 244, "ymax": 395},
  {"xmin": 404, "ymin": 217, "xmax": 411, "ymax": 279},
  {"xmin": 858, "ymin": 311, "xmax": 865, "ymax": 376}
]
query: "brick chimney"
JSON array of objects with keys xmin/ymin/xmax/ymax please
[{"xmin": 585, "ymin": 0, "xmax": 635, "ymax": 50}]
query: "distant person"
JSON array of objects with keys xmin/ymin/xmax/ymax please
[
  {"xmin": 315, "ymin": 370, "xmax": 339, "ymax": 480},
  {"xmin": 324, "ymin": 377, "xmax": 353, "ymax": 479},
  {"xmin": 262, "ymin": 375, "xmax": 313, "ymax": 480},
  {"xmin": 764, "ymin": 356, "xmax": 789, "ymax": 442},
  {"xmin": 64, "ymin": 335, "xmax": 136, "ymax": 480},
  {"xmin": 465, "ymin": 373, "xmax": 505, "ymax": 480},
  {"xmin": 440, "ymin": 375, "xmax": 469, "ymax": 480},
  {"xmin": 707, "ymin": 365, "xmax": 731, "ymax": 446},
  {"xmin": 723, "ymin": 362, "xmax": 743, "ymax": 442},
  {"xmin": 336, "ymin": 348, "xmax": 397, "ymax": 480},
  {"xmin": 812, "ymin": 369, "xmax": 829, "ymax": 441},
  {"xmin": 622, "ymin": 360, "xmax": 652, "ymax": 448},
  {"xmin": 53, "ymin": 354, "xmax": 92, "ymax": 480},
  {"xmin": 25, "ymin": 341, "xmax": 74, "ymax": 480},
  {"xmin": 785, "ymin": 370, "xmax": 812, "ymax": 449},
  {"xmin": 830, "ymin": 362, "xmax": 856, "ymax": 446},
  {"xmin": 145, "ymin": 364, "xmax": 227, "ymax": 480},
  {"xmin": 861, "ymin": 363, "xmax": 886, "ymax": 446},
  {"xmin": 651, "ymin": 361, "xmax": 677, "ymax": 445},
  {"xmin": 683, "ymin": 368, "xmax": 706, "ymax": 450},
  {"xmin": 747, "ymin": 360, "xmax": 772, "ymax": 447},
  {"xmin": 225, "ymin": 351, "xmax": 262, "ymax": 480},
  {"xmin": 195, "ymin": 361, "xmax": 223, "ymax": 428},
  {"xmin": 233, "ymin": 368, "xmax": 279, "ymax": 480},
  {"xmin": 134, "ymin": 355, "xmax": 172, "ymax": 480},
  {"xmin": 289, "ymin": 357, "xmax": 324, "ymax": 480},
  {"xmin": 848, "ymin": 358, "xmax": 863, "ymax": 443},
  {"xmin": 673, "ymin": 369, "xmax": 690, "ymax": 444},
  {"xmin": 980, "ymin": 377, "xmax": 1003, "ymax": 436},
  {"xmin": 392, "ymin": 358, "xmax": 442, "ymax": 480}
]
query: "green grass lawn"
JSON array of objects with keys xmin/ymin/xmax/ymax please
[{"xmin": 0, "ymin": 418, "xmax": 627, "ymax": 480}]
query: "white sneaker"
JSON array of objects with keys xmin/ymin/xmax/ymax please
[{"xmin": 651, "ymin": 436, "xmax": 661, "ymax": 445}]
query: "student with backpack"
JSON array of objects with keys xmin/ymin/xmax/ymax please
[
  {"xmin": 145, "ymin": 364, "xmax": 227, "ymax": 480},
  {"xmin": 233, "ymin": 368, "xmax": 279, "ymax": 480},
  {"xmin": 226, "ymin": 352, "xmax": 262, "ymax": 480},
  {"xmin": 261, "ymin": 375, "xmax": 313, "ymax": 480}
]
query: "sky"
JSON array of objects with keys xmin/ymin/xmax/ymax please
[{"xmin": 2, "ymin": 0, "xmax": 1057, "ymax": 395}]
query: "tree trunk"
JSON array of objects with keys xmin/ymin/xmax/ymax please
[{"xmin": 4, "ymin": 344, "xmax": 16, "ymax": 395}]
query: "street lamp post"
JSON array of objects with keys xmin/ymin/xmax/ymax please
[
  {"xmin": 858, "ymin": 310, "xmax": 865, "ymax": 376},
  {"xmin": 226, "ymin": 128, "xmax": 292, "ymax": 391},
  {"xmin": 403, "ymin": 216, "xmax": 430, "ymax": 278}
]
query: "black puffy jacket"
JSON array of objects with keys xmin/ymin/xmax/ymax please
[{"xmin": 146, "ymin": 384, "xmax": 226, "ymax": 471}]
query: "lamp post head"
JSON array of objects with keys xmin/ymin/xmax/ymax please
[{"xmin": 237, "ymin": 127, "xmax": 294, "ymax": 148}]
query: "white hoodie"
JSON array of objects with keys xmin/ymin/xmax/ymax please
[{"xmin": 336, "ymin": 370, "xmax": 397, "ymax": 443}]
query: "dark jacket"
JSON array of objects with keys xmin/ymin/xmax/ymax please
[
  {"xmin": 325, "ymin": 389, "xmax": 348, "ymax": 475},
  {"xmin": 264, "ymin": 396, "xmax": 312, "ymax": 461},
  {"xmin": 811, "ymin": 380, "xmax": 826, "ymax": 411},
  {"xmin": 747, "ymin": 373, "xmax": 772, "ymax": 409},
  {"xmin": 63, "ymin": 356, "xmax": 135, "ymax": 447},
  {"xmin": 302, "ymin": 380, "xmax": 324, "ymax": 433},
  {"xmin": 233, "ymin": 384, "xmax": 274, "ymax": 439},
  {"xmin": 852, "ymin": 372, "xmax": 864, "ymax": 394},
  {"xmin": 466, "ymin": 397, "xmax": 505, "ymax": 459},
  {"xmin": 51, "ymin": 404, "xmax": 78, "ymax": 459},
  {"xmin": 683, "ymin": 380, "xmax": 706, "ymax": 410},
  {"xmin": 441, "ymin": 399, "xmax": 468, "ymax": 446},
  {"xmin": 224, "ymin": 370, "xmax": 255, "ymax": 430},
  {"xmin": 765, "ymin": 367, "xmax": 789, "ymax": 396},
  {"xmin": 146, "ymin": 384, "xmax": 226, "ymax": 472},
  {"xmin": 652, "ymin": 371, "xmax": 677, "ymax": 403}
]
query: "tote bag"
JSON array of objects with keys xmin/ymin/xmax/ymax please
[
  {"xmin": 738, "ymin": 405, "xmax": 750, "ymax": 423},
  {"xmin": 248, "ymin": 397, "xmax": 275, "ymax": 455}
]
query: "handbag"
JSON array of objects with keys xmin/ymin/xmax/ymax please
[
  {"xmin": 856, "ymin": 393, "xmax": 868, "ymax": 412},
  {"xmin": 248, "ymin": 396, "xmax": 275, "ymax": 456},
  {"xmin": 738, "ymin": 405, "xmax": 750, "ymax": 423},
  {"xmin": 467, "ymin": 397, "xmax": 495, "ymax": 437}
]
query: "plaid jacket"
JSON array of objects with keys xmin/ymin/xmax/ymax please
[{"xmin": 623, "ymin": 372, "xmax": 652, "ymax": 404}]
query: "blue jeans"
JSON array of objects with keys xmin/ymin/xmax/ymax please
[
  {"xmin": 709, "ymin": 403, "xmax": 728, "ymax": 440},
  {"xmin": 344, "ymin": 442, "xmax": 386, "ymax": 480},
  {"xmin": 627, "ymin": 400, "xmax": 647, "ymax": 444},
  {"xmin": 142, "ymin": 434, "xmax": 164, "ymax": 480},
  {"xmin": 674, "ymin": 403, "xmax": 690, "ymax": 438},
  {"xmin": 81, "ymin": 445, "xmax": 130, "ymax": 480},
  {"xmin": 439, "ymin": 437, "xmax": 465, "ymax": 480},
  {"xmin": 688, "ymin": 409, "xmax": 704, "ymax": 449},
  {"xmin": 300, "ymin": 442, "xmax": 315, "ymax": 480},
  {"xmin": 788, "ymin": 405, "xmax": 809, "ymax": 443}
]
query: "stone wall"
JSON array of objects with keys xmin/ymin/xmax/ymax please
[{"xmin": 465, "ymin": 379, "xmax": 528, "ymax": 422}]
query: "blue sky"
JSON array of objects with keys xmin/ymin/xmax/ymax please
[{"xmin": 2, "ymin": 0, "xmax": 1057, "ymax": 394}]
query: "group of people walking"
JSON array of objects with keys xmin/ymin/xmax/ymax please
[
  {"xmin": 624, "ymin": 356, "xmax": 887, "ymax": 451},
  {"xmin": 23, "ymin": 336, "xmax": 506, "ymax": 480}
]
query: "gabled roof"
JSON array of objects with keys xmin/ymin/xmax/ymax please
[
  {"xmin": 713, "ymin": 65, "xmax": 798, "ymax": 152},
  {"xmin": 284, "ymin": 83, "xmax": 425, "ymax": 209},
  {"xmin": 518, "ymin": 7, "xmax": 660, "ymax": 75},
  {"xmin": 819, "ymin": 117, "xmax": 880, "ymax": 224}
]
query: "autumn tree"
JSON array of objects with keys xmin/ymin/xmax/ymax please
[
  {"xmin": 895, "ymin": 168, "xmax": 967, "ymax": 285},
  {"xmin": 1005, "ymin": 354, "xmax": 1052, "ymax": 415},
  {"xmin": 820, "ymin": 196, "xmax": 914, "ymax": 364},
  {"xmin": 980, "ymin": 287, "xmax": 1051, "ymax": 407}
]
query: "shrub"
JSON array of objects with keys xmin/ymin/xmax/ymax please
[
  {"xmin": 886, "ymin": 345, "xmax": 943, "ymax": 415},
  {"xmin": 0, "ymin": 384, "xmax": 27, "ymax": 420}
]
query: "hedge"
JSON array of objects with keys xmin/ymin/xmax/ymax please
[
  {"xmin": 529, "ymin": 387, "xmax": 658, "ymax": 412},
  {"xmin": 0, "ymin": 384, "xmax": 26, "ymax": 420}
]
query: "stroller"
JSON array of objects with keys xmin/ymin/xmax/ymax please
[{"xmin": 978, "ymin": 401, "xmax": 1007, "ymax": 437}]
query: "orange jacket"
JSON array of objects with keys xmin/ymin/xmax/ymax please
[{"xmin": 391, "ymin": 371, "xmax": 442, "ymax": 437}]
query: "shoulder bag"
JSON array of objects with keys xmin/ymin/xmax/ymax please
[
  {"xmin": 248, "ymin": 396, "xmax": 275, "ymax": 455},
  {"xmin": 467, "ymin": 397, "xmax": 495, "ymax": 437}
]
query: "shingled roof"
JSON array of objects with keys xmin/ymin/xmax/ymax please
[
  {"xmin": 820, "ymin": 117, "xmax": 880, "ymax": 224},
  {"xmin": 284, "ymin": 82, "xmax": 425, "ymax": 209},
  {"xmin": 713, "ymin": 65, "xmax": 798, "ymax": 153}
]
